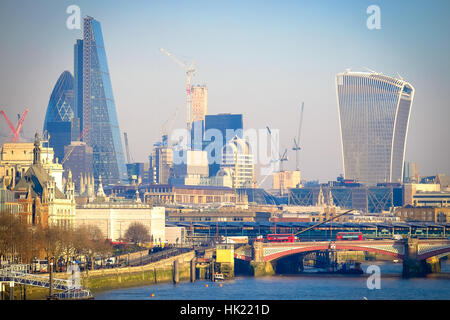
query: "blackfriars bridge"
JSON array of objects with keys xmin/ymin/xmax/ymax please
[{"xmin": 234, "ymin": 238, "xmax": 450, "ymax": 277}]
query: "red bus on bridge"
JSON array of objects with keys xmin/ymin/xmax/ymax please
[
  {"xmin": 267, "ymin": 234, "xmax": 297, "ymax": 243},
  {"xmin": 336, "ymin": 232, "xmax": 363, "ymax": 241}
]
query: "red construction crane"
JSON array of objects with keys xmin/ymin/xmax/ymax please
[{"xmin": 0, "ymin": 108, "xmax": 29, "ymax": 142}]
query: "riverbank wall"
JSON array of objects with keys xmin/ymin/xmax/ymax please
[{"xmin": 5, "ymin": 251, "xmax": 195, "ymax": 300}]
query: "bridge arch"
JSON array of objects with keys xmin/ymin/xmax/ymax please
[
  {"xmin": 418, "ymin": 246, "xmax": 450, "ymax": 261},
  {"xmin": 264, "ymin": 244, "xmax": 404, "ymax": 262}
]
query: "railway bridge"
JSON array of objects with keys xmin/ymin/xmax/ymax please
[{"xmin": 234, "ymin": 238, "xmax": 450, "ymax": 277}]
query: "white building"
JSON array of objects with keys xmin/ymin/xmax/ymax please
[
  {"xmin": 221, "ymin": 136, "xmax": 255, "ymax": 188},
  {"xmin": 75, "ymin": 204, "xmax": 165, "ymax": 243}
]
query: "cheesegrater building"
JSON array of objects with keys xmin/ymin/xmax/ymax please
[
  {"xmin": 79, "ymin": 16, "xmax": 127, "ymax": 186},
  {"xmin": 336, "ymin": 70, "xmax": 415, "ymax": 186}
]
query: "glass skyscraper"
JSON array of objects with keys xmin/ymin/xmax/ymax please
[
  {"xmin": 73, "ymin": 39, "xmax": 83, "ymax": 138},
  {"xmin": 204, "ymin": 113, "xmax": 243, "ymax": 176},
  {"xmin": 80, "ymin": 16, "xmax": 127, "ymax": 185},
  {"xmin": 336, "ymin": 70, "xmax": 415, "ymax": 186},
  {"xmin": 43, "ymin": 71, "xmax": 75, "ymax": 161}
]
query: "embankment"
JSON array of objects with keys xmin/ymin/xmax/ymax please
[{"xmin": 7, "ymin": 251, "xmax": 195, "ymax": 300}]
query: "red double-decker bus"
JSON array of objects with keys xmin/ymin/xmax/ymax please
[
  {"xmin": 267, "ymin": 234, "xmax": 297, "ymax": 243},
  {"xmin": 336, "ymin": 232, "xmax": 363, "ymax": 241}
]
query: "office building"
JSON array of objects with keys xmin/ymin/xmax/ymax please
[
  {"xmin": 395, "ymin": 206, "xmax": 450, "ymax": 223},
  {"xmin": 149, "ymin": 145, "xmax": 173, "ymax": 185},
  {"xmin": 336, "ymin": 70, "xmax": 415, "ymax": 185},
  {"xmin": 81, "ymin": 16, "xmax": 128, "ymax": 186},
  {"xmin": 63, "ymin": 141, "xmax": 93, "ymax": 192},
  {"xmin": 273, "ymin": 170, "xmax": 301, "ymax": 194},
  {"xmin": 126, "ymin": 162, "xmax": 145, "ymax": 184},
  {"xmin": 73, "ymin": 39, "xmax": 83, "ymax": 137},
  {"xmin": 170, "ymin": 150, "xmax": 209, "ymax": 185},
  {"xmin": 404, "ymin": 161, "xmax": 420, "ymax": 183},
  {"xmin": 142, "ymin": 184, "xmax": 242, "ymax": 205},
  {"xmin": 204, "ymin": 114, "xmax": 243, "ymax": 176},
  {"xmin": 43, "ymin": 71, "xmax": 75, "ymax": 161},
  {"xmin": 221, "ymin": 136, "xmax": 255, "ymax": 188}
]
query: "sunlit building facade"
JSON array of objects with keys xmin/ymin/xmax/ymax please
[{"xmin": 336, "ymin": 71, "xmax": 415, "ymax": 186}]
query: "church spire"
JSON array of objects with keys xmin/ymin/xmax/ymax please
[{"xmin": 33, "ymin": 132, "xmax": 41, "ymax": 165}]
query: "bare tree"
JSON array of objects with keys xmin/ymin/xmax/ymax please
[{"xmin": 124, "ymin": 222, "xmax": 150, "ymax": 244}]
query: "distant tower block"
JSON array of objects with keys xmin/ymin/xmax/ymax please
[{"xmin": 191, "ymin": 85, "xmax": 208, "ymax": 122}]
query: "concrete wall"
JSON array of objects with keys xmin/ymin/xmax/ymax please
[{"xmin": 75, "ymin": 206, "xmax": 165, "ymax": 242}]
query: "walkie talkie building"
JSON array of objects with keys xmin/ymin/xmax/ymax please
[{"xmin": 336, "ymin": 70, "xmax": 415, "ymax": 186}]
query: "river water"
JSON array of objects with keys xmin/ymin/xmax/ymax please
[{"xmin": 95, "ymin": 261, "xmax": 450, "ymax": 300}]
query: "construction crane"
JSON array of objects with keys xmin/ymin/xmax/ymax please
[
  {"xmin": 257, "ymin": 127, "xmax": 288, "ymax": 189},
  {"xmin": 61, "ymin": 126, "xmax": 89, "ymax": 165},
  {"xmin": 161, "ymin": 106, "xmax": 180, "ymax": 146},
  {"xmin": 124, "ymin": 132, "xmax": 132, "ymax": 164},
  {"xmin": 266, "ymin": 126, "xmax": 288, "ymax": 172},
  {"xmin": 293, "ymin": 208, "xmax": 356, "ymax": 237},
  {"xmin": 160, "ymin": 48, "xmax": 196, "ymax": 131},
  {"xmin": 1, "ymin": 108, "xmax": 29, "ymax": 143},
  {"xmin": 292, "ymin": 102, "xmax": 304, "ymax": 171}
]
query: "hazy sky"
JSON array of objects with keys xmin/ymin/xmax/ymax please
[{"xmin": 0, "ymin": 0, "xmax": 449, "ymax": 184}]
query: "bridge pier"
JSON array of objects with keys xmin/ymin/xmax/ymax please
[
  {"xmin": 250, "ymin": 261, "xmax": 275, "ymax": 277},
  {"xmin": 249, "ymin": 242, "xmax": 275, "ymax": 276},
  {"xmin": 401, "ymin": 238, "xmax": 440, "ymax": 278},
  {"xmin": 173, "ymin": 259, "xmax": 179, "ymax": 284}
]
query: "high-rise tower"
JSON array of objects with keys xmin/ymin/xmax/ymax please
[
  {"xmin": 336, "ymin": 70, "xmax": 415, "ymax": 186},
  {"xmin": 43, "ymin": 71, "xmax": 75, "ymax": 161},
  {"xmin": 191, "ymin": 85, "xmax": 208, "ymax": 122},
  {"xmin": 81, "ymin": 16, "xmax": 127, "ymax": 185},
  {"xmin": 73, "ymin": 39, "xmax": 83, "ymax": 138}
]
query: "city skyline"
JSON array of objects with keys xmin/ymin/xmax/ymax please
[{"xmin": 0, "ymin": 0, "xmax": 449, "ymax": 183}]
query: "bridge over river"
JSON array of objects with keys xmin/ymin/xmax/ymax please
[{"xmin": 234, "ymin": 238, "xmax": 450, "ymax": 277}]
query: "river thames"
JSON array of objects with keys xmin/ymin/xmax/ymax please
[{"xmin": 95, "ymin": 261, "xmax": 450, "ymax": 300}]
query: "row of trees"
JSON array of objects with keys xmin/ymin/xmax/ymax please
[
  {"xmin": 0, "ymin": 212, "xmax": 154, "ymax": 269},
  {"xmin": 0, "ymin": 211, "xmax": 112, "ymax": 270}
]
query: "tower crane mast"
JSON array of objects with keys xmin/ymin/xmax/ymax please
[
  {"xmin": 160, "ymin": 48, "xmax": 196, "ymax": 131},
  {"xmin": 292, "ymin": 102, "xmax": 304, "ymax": 171},
  {"xmin": 0, "ymin": 108, "xmax": 29, "ymax": 143}
]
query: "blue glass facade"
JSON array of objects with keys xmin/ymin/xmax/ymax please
[
  {"xmin": 204, "ymin": 114, "xmax": 243, "ymax": 176},
  {"xmin": 43, "ymin": 71, "xmax": 75, "ymax": 161},
  {"xmin": 336, "ymin": 71, "xmax": 415, "ymax": 186},
  {"xmin": 288, "ymin": 186, "xmax": 403, "ymax": 213},
  {"xmin": 82, "ymin": 17, "xmax": 127, "ymax": 185},
  {"xmin": 73, "ymin": 39, "xmax": 83, "ymax": 138}
]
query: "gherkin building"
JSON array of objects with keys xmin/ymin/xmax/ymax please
[{"xmin": 43, "ymin": 70, "xmax": 75, "ymax": 162}]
